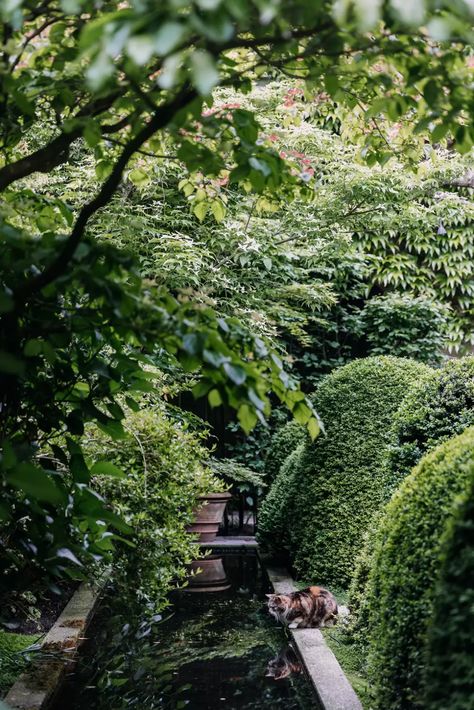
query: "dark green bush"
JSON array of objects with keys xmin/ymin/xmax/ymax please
[
  {"xmin": 263, "ymin": 420, "xmax": 307, "ymax": 484},
  {"xmin": 85, "ymin": 408, "xmax": 221, "ymax": 612},
  {"xmin": 423, "ymin": 474, "xmax": 474, "ymax": 710},
  {"xmin": 349, "ymin": 356, "xmax": 474, "ymax": 644},
  {"xmin": 387, "ymin": 357, "xmax": 474, "ymax": 491},
  {"xmin": 291, "ymin": 356, "xmax": 431, "ymax": 587},
  {"xmin": 257, "ymin": 443, "xmax": 306, "ymax": 552},
  {"xmin": 359, "ymin": 294, "xmax": 448, "ymax": 364},
  {"xmin": 365, "ymin": 427, "xmax": 474, "ymax": 710}
]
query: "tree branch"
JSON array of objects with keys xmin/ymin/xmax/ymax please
[
  {"xmin": 0, "ymin": 92, "xmax": 125, "ymax": 191},
  {"xmin": 13, "ymin": 87, "xmax": 197, "ymax": 305}
]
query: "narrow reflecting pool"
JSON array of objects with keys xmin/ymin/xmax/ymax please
[{"xmin": 54, "ymin": 553, "xmax": 317, "ymax": 709}]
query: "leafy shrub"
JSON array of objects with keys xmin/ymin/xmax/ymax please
[
  {"xmin": 359, "ymin": 293, "xmax": 448, "ymax": 364},
  {"xmin": 423, "ymin": 474, "xmax": 474, "ymax": 710},
  {"xmin": 85, "ymin": 408, "xmax": 221, "ymax": 612},
  {"xmin": 257, "ymin": 443, "xmax": 306, "ymax": 552},
  {"xmin": 290, "ymin": 356, "xmax": 431, "ymax": 586},
  {"xmin": 387, "ymin": 356, "xmax": 474, "ymax": 492},
  {"xmin": 263, "ymin": 420, "xmax": 307, "ymax": 484},
  {"xmin": 365, "ymin": 427, "xmax": 474, "ymax": 710}
]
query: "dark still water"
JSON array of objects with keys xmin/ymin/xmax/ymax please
[{"xmin": 54, "ymin": 553, "xmax": 317, "ymax": 709}]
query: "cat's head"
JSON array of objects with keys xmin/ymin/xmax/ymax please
[{"xmin": 266, "ymin": 593, "xmax": 291, "ymax": 620}]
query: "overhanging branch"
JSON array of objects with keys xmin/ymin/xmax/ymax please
[{"xmin": 13, "ymin": 87, "xmax": 197, "ymax": 304}]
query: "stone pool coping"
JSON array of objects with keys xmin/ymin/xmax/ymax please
[
  {"xmin": 4, "ymin": 579, "xmax": 104, "ymax": 710},
  {"xmin": 266, "ymin": 566, "xmax": 363, "ymax": 710}
]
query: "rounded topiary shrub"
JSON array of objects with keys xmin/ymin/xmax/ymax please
[
  {"xmin": 365, "ymin": 427, "xmax": 474, "ymax": 710},
  {"xmin": 423, "ymin": 474, "xmax": 474, "ymax": 710},
  {"xmin": 291, "ymin": 356, "xmax": 432, "ymax": 587},
  {"xmin": 263, "ymin": 420, "xmax": 307, "ymax": 484},
  {"xmin": 257, "ymin": 442, "xmax": 306, "ymax": 552},
  {"xmin": 349, "ymin": 355, "xmax": 474, "ymax": 644},
  {"xmin": 387, "ymin": 356, "xmax": 474, "ymax": 492}
]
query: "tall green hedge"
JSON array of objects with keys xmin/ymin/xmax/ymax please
[
  {"xmin": 365, "ymin": 427, "xmax": 474, "ymax": 710},
  {"xmin": 261, "ymin": 356, "xmax": 431, "ymax": 587},
  {"xmin": 423, "ymin": 474, "xmax": 474, "ymax": 710},
  {"xmin": 257, "ymin": 443, "xmax": 306, "ymax": 552},
  {"xmin": 386, "ymin": 357, "xmax": 474, "ymax": 492},
  {"xmin": 263, "ymin": 420, "xmax": 307, "ymax": 484},
  {"xmin": 349, "ymin": 356, "xmax": 474, "ymax": 643}
]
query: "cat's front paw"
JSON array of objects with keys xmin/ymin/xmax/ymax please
[{"xmin": 288, "ymin": 622, "xmax": 299, "ymax": 629}]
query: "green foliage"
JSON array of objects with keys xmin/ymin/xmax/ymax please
[
  {"xmin": 356, "ymin": 294, "xmax": 448, "ymax": 363},
  {"xmin": 84, "ymin": 407, "xmax": 220, "ymax": 610},
  {"xmin": 1, "ymin": 230, "xmax": 318, "ymax": 589},
  {"xmin": 0, "ymin": 630, "xmax": 39, "ymax": 696},
  {"xmin": 209, "ymin": 458, "xmax": 265, "ymax": 490},
  {"xmin": 364, "ymin": 427, "xmax": 474, "ymax": 710},
  {"xmin": 263, "ymin": 420, "xmax": 307, "ymax": 484},
  {"xmin": 348, "ymin": 357, "xmax": 474, "ymax": 648},
  {"xmin": 387, "ymin": 357, "xmax": 474, "ymax": 491},
  {"xmin": 269, "ymin": 357, "xmax": 432, "ymax": 587},
  {"xmin": 424, "ymin": 474, "xmax": 474, "ymax": 710},
  {"xmin": 257, "ymin": 443, "xmax": 306, "ymax": 553}
]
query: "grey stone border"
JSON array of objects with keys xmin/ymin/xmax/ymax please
[
  {"xmin": 4, "ymin": 579, "xmax": 105, "ymax": 710},
  {"xmin": 266, "ymin": 566, "xmax": 363, "ymax": 710}
]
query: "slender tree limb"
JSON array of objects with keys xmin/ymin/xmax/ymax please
[
  {"xmin": 0, "ymin": 92, "xmax": 126, "ymax": 191},
  {"xmin": 13, "ymin": 87, "xmax": 197, "ymax": 305}
]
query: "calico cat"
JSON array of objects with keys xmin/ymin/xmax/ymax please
[
  {"xmin": 266, "ymin": 586, "xmax": 338, "ymax": 629},
  {"xmin": 265, "ymin": 646, "xmax": 302, "ymax": 680}
]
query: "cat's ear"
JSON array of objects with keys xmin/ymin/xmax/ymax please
[{"xmin": 265, "ymin": 593, "xmax": 275, "ymax": 598}]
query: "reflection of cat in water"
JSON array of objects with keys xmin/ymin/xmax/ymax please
[{"xmin": 265, "ymin": 646, "xmax": 302, "ymax": 680}]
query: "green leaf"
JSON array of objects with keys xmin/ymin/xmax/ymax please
[
  {"xmin": 153, "ymin": 21, "xmax": 185, "ymax": 55},
  {"xmin": 129, "ymin": 168, "xmax": 150, "ymax": 187},
  {"xmin": 208, "ymin": 388, "xmax": 223, "ymax": 408},
  {"xmin": 193, "ymin": 201, "xmax": 208, "ymax": 222},
  {"xmin": 223, "ymin": 362, "xmax": 246, "ymax": 385},
  {"xmin": 6, "ymin": 463, "xmax": 64, "ymax": 504},
  {"xmin": 307, "ymin": 417, "xmax": 321, "ymax": 440},
  {"xmin": 190, "ymin": 50, "xmax": 219, "ymax": 95},
  {"xmin": 90, "ymin": 461, "xmax": 125, "ymax": 478},
  {"xmin": 211, "ymin": 200, "xmax": 226, "ymax": 222}
]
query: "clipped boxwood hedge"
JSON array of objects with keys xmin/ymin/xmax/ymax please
[
  {"xmin": 263, "ymin": 420, "xmax": 307, "ymax": 484},
  {"xmin": 257, "ymin": 442, "xmax": 306, "ymax": 552},
  {"xmin": 349, "ymin": 355, "xmax": 474, "ymax": 643},
  {"xmin": 386, "ymin": 356, "xmax": 474, "ymax": 492},
  {"xmin": 291, "ymin": 356, "xmax": 431, "ymax": 587},
  {"xmin": 423, "ymin": 474, "xmax": 474, "ymax": 710},
  {"xmin": 366, "ymin": 427, "xmax": 474, "ymax": 710}
]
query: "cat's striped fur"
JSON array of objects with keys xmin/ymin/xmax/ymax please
[{"xmin": 266, "ymin": 586, "xmax": 338, "ymax": 629}]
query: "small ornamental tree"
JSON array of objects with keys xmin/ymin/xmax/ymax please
[
  {"xmin": 365, "ymin": 427, "xmax": 474, "ymax": 710},
  {"xmin": 423, "ymin": 474, "xmax": 474, "ymax": 710},
  {"xmin": 261, "ymin": 356, "xmax": 431, "ymax": 586}
]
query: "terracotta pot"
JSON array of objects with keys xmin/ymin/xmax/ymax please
[
  {"xmin": 186, "ymin": 492, "xmax": 232, "ymax": 542},
  {"xmin": 186, "ymin": 557, "xmax": 230, "ymax": 592}
]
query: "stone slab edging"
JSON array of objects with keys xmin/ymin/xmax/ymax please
[
  {"xmin": 266, "ymin": 566, "xmax": 363, "ymax": 710},
  {"xmin": 4, "ymin": 580, "xmax": 104, "ymax": 710}
]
